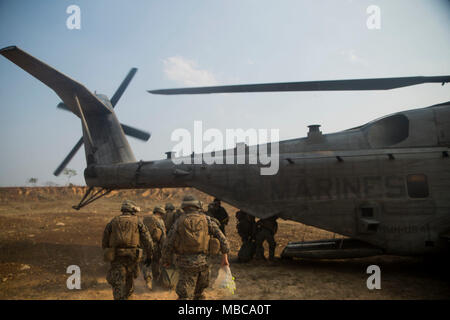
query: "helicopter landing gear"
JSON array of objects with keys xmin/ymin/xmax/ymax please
[{"xmin": 72, "ymin": 187, "xmax": 113, "ymax": 210}]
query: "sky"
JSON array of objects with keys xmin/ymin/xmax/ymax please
[{"xmin": 0, "ymin": 0, "xmax": 449, "ymax": 186}]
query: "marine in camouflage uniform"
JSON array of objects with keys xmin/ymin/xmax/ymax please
[
  {"xmin": 102, "ymin": 200, "xmax": 153, "ymax": 300},
  {"xmin": 141, "ymin": 205, "xmax": 167, "ymax": 290},
  {"xmin": 163, "ymin": 202, "xmax": 179, "ymax": 233},
  {"xmin": 162, "ymin": 195, "xmax": 230, "ymax": 300},
  {"xmin": 255, "ymin": 216, "xmax": 278, "ymax": 261},
  {"xmin": 236, "ymin": 210, "xmax": 257, "ymax": 262},
  {"xmin": 207, "ymin": 198, "xmax": 229, "ymax": 235},
  {"xmin": 236, "ymin": 210, "xmax": 256, "ymax": 243}
]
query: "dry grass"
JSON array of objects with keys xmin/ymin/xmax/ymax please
[{"xmin": 0, "ymin": 187, "xmax": 449, "ymax": 300}]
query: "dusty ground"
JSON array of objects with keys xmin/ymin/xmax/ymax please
[{"xmin": 0, "ymin": 187, "xmax": 449, "ymax": 300}]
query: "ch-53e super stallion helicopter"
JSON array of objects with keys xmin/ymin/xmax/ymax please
[{"xmin": 2, "ymin": 45, "xmax": 449, "ymax": 259}]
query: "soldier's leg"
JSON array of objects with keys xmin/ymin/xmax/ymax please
[
  {"xmin": 254, "ymin": 231, "xmax": 265, "ymax": 260},
  {"xmin": 151, "ymin": 258, "xmax": 161, "ymax": 287},
  {"xmin": 193, "ymin": 266, "xmax": 210, "ymax": 300},
  {"xmin": 106, "ymin": 263, "xmax": 128, "ymax": 300},
  {"xmin": 267, "ymin": 233, "xmax": 276, "ymax": 260},
  {"xmin": 125, "ymin": 270, "xmax": 135, "ymax": 299},
  {"xmin": 124, "ymin": 262, "xmax": 139, "ymax": 299},
  {"xmin": 141, "ymin": 261, "xmax": 153, "ymax": 289},
  {"xmin": 176, "ymin": 268, "xmax": 197, "ymax": 300}
]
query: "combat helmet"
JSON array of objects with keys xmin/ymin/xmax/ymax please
[
  {"xmin": 165, "ymin": 202, "xmax": 175, "ymax": 211},
  {"xmin": 153, "ymin": 205, "xmax": 166, "ymax": 215},
  {"xmin": 181, "ymin": 195, "xmax": 201, "ymax": 209},
  {"xmin": 121, "ymin": 200, "xmax": 141, "ymax": 213}
]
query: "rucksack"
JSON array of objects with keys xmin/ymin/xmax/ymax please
[
  {"xmin": 109, "ymin": 215, "xmax": 140, "ymax": 248},
  {"xmin": 175, "ymin": 213, "xmax": 209, "ymax": 254},
  {"xmin": 143, "ymin": 215, "xmax": 165, "ymax": 242}
]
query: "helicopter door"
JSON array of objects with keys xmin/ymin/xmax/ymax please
[{"xmin": 356, "ymin": 202, "xmax": 380, "ymax": 234}]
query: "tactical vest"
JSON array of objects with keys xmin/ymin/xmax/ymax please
[
  {"xmin": 109, "ymin": 215, "xmax": 140, "ymax": 248},
  {"xmin": 174, "ymin": 212, "xmax": 209, "ymax": 254}
]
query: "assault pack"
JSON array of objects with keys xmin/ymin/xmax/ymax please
[
  {"xmin": 174, "ymin": 213, "xmax": 210, "ymax": 254},
  {"xmin": 143, "ymin": 215, "xmax": 165, "ymax": 243},
  {"xmin": 105, "ymin": 215, "xmax": 143, "ymax": 262},
  {"xmin": 109, "ymin": 215, "xmax": 140, "ymax": 248}
]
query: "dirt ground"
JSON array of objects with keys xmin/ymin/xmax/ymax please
[{"xmin": 0, "ymin": 187, "xmax": 449, "ymax": 300}]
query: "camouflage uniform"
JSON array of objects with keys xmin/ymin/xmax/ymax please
[
  {"xmin": 255, "ymin": 216, "xmax": 278, "ymax": 261},
  {"xmin": 207, "ymin": 199, "xmax": 229, "ymax": 235},
  {"xmin": 163, "ymin": 202, "xmax": 180, "ymax": 233},
  {"xmin": 102, "ymin": 200, "xmax": 153, "ymax": 300},
  {"xmin": 163, "ymin": 195, "xmax": 230, "ymax": 300},
  {"xmin": 141, "ymin": 206, "xmax": 166, "ymax": 289}
]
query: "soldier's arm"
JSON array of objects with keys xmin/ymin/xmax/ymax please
[
  {"xmin": 138, "ymin": 220, "xmax": 154, "ymax": 257},
  {"xmin": 102, "ymin": 222, "xmax": 112, "ymax": 249},
  {"xmin": 159, "ymin": 226, "xmax": 167, "ymax": 247},
  {"xmin": 221, "ymin": 207, "xmax": 229, "ymax": 225},
  {"xmin": 207, "ymin": 217, "xmax": 230, "ymax": 254},
  {"xmin": 158, "ymin": 219, "xmax": 166, "ymax": 239}
]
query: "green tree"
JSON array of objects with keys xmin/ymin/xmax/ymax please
[
  {"xmin": 27, "ymin": 178, "xmax": 38, "ymax": 186},
  {"xmin": 62, "ymin": 168, "xmax": 77, "ymax": 185}
]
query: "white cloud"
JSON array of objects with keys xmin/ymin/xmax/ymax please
[{"xmin": 163, "ymin": 56, "xmax": 218, "ymax": 86}]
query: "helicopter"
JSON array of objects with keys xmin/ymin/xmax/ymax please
[{"xmin": 1, "ymin": 45, "xmax": 449, "ymax": 259}]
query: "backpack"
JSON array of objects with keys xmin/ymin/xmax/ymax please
[
  {"xmin": 143, "ymin": 215, "xmax": 165, "ymax": 243},
  {"xmin": 175, "ymin": 213, "xmax": 209, "ymax": 254},
  {"xmin": 109, "ymin": 215, "xmax": 140, "ymax": 248}
]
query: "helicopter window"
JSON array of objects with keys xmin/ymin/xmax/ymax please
[{"xmin": 406, "ymin": 174, "xmax": 429, "ymax": 198}]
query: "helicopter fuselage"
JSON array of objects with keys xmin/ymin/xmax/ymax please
[{"xmin": 85, "ymin": 101, "xmax": 450, "ymax": 256}]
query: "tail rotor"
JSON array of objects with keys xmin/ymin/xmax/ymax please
[{"xmin": 53, "ymin": 68, "xmax": 150, "ymax": 176}]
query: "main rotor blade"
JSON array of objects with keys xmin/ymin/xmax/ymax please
[
  {"xmin": 57, "ymin": 102, "xmax": 70, "ymax": 112},
  {"xmin": 110, "ymin": 68, "xmax": 138, "ymax": 107},
  {"xmin": 121, "ymin": 124, "xmax": 151, "ymax": 141},
  {"xmin": 53, "ymin": 137, "xmax": 84, "ymax": 176},
  {"xmin": 148, "ymin": 75, "xmax": 450, "ymax": 95}
]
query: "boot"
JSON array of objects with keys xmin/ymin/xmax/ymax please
[
  {"xmin": 269, "ymin": 249, "xmax": 275, "ymax": 261},
  {"xmin": 194, "ymin": 293, "xmax": 206, "ymax": 300}
]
